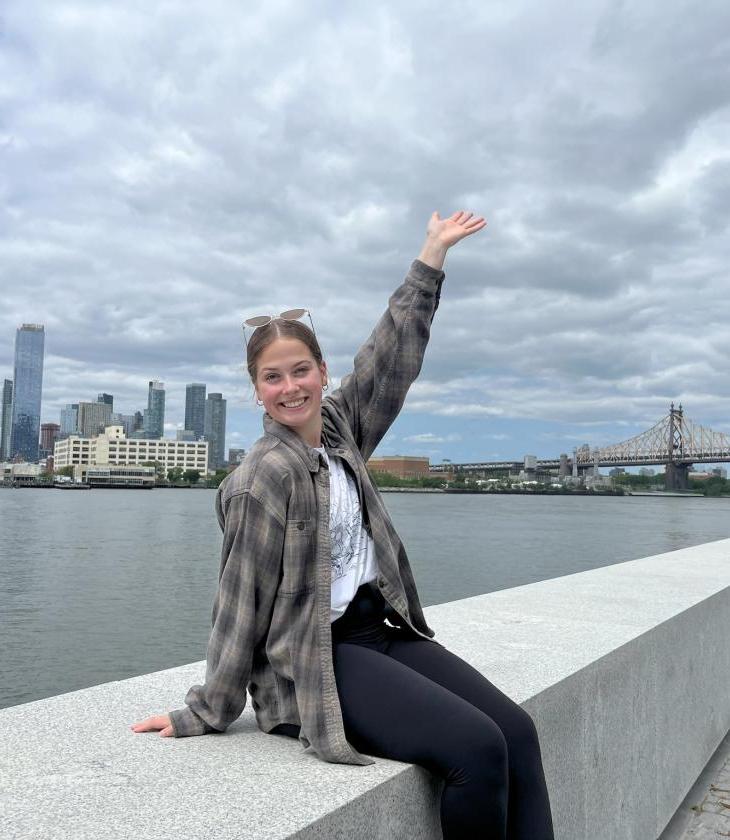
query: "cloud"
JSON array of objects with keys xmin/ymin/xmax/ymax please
[
  {"xmin": 2, "ymin": 0, "xmax": 730, "ymax": 461},
  {"xmin": 402, "ymin": 432, "xmax": 462, "ymax": 444}
]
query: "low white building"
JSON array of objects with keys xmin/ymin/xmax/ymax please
[
  {"xmin": 72, "ymin": 464, "xmax": 156, "ymax": 488},
  {"xmin": 54, "ymin": 426, "xmax": 209, "ymax": 473},
  {"xmin": 0, "ymin": 462, "xmax": 44, "ymax": 480}
]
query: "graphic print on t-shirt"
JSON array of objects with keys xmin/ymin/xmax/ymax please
[
  {"xmin": 315, "ymin": 446, "xmax": 378, "ymax": 621},
  {"xmin": 329, "ymin": 461, "xmax": 368, "ymax": 582},
  {"xmin": 331, "ymin": 507, "xmax": 365, "ymax": 581}
]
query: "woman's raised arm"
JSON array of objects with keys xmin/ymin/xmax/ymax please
[{"xmin": 323, "ymin": 209, "xmax": 486, "ymax": 461}]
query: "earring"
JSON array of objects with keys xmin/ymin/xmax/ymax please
[
  {"xmin": 322, "ymin": 382, "xmax": 329, "ymax": 392},
  {"xmin": 256, "ymin": 396, "xmax": 264, "ymax": 406}
]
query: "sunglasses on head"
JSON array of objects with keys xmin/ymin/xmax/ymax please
[{"xmin": 242, "ymin": 309, "xmax": 317, "ymax": 348}]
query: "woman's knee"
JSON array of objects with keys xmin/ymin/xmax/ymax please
[
  {"xmin": 449, "ymin": 722, "xmax": 509, "ymax": 788},
  {"xmin": 504, "ymin": 706, "xmax": 543, "ymax": 762}
]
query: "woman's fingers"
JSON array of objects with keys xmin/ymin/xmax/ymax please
[
  {"xmin": 427, "ymin": 210, "xmax": 487, "ymax": 247},
  {"xmin": 130, "ymin": 713, "xmax": 172, "ymax": 733}
]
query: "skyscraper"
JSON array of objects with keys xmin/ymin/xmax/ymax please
[
  {"xmin": 1, "ymin": 379, "xmax": 12, "ymax": 460},
  {"xmin": 185, "ymin": 383, "xmax": 206, "ymax": 440},
  {"xmin": 59, "ymin": 403, "xmax": 79, "ymax": 439},
  {"xmin": 10, "ymin": 324, "xmax": 45, "ymax": 462},
  {"xmin": 40, "ymin": 423, "xmax": 60, "ymax": 457},
  {"xmin": 144, "ymin": 380, "xmax": 165, "ymax": 439},
  {"xmin": 97, "ymin": 393, "xmax": 114, "ymax": 410},
  {"xmin": 77, "ymin": 401, "xmax": 112, "ymax": 437},
  {"xmin": 204, "ymin": 393, "xmax": 226, "ymax": 470}
]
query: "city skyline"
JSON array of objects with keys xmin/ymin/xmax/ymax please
[
  {"xmin": 0, "ymin": 334, "xmax": 236, "ymax": 459},
  {"xmin": 3, "ymin": 329, "xmax": 730, "ymax": 466}
]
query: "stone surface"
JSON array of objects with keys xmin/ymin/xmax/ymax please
[
  {"xmin": 2, "ymin": 539, "xmax": 730, "ymax": 839},
  {"xmin": 659, "ymin": 731, "xmax": 730, "ymax": 840}
]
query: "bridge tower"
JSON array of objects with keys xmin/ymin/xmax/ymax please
[{"xmin": 665, "ymin": 402, "xmax": 692, "ymax": 490}]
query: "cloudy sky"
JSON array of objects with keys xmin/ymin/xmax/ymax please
[{"xmin": 2, "ymin": 0, "xmax": 730, "ymax": 464}]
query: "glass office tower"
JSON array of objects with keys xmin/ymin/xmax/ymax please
[
  {"xmin": 204, "ymin": 393, "xmax": 227, "ymax": 470},
  {"xmin": 1, "ymin": 379, "xmax": 13, "ymax": 460},
  {"xmin": 144, "ymin": 380, "xmax": 165, "ymax": 439},
  {"xmin": 185, "ymin": 383, "xmax": 206, "ymax": 440},
  {"xmin": 10, "ymin": 324, "xmax": 45, "ymax": 462},
  {"xmin": 59, "ymin": 403, "xmax": 79, "ymax": 439}
]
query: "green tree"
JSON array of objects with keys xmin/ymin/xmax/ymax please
[
  {"xmin": 167, "ymin": 466, "xmax": 183, "ymax": 484},
  {"xmin": 142, "ymin": 461, "xmax": 166, "ymax": 484},
  {"xmin": 56, "ymin": 466, "xmax": 74, "ymax": 478},
  {"xmin": 691, "ymin": 476, "xmax": 730, "ymax": 497},
  {"xmin": 182, "ymin": 469, "xmax": 201, "ymax": 485},
  {"xmin": 368, "ymin": 470, "xmax": 403, "ymax": 487},
  {"xmin": 206, "ymin": 469, "xmax": 229, "ymax": 488}
]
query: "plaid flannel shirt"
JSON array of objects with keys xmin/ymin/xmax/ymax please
[{"xmin": 169, "ymin": 258, "xmax": 445, "ymax": 765}]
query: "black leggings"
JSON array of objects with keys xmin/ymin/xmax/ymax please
[{"xmin": 274, "ymin": 583, "xmax": 554, "ymax": 840}]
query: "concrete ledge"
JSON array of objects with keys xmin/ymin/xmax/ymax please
[{"xmin": 2, "ymin": 539, "xmax": 730, "ymax": 839}]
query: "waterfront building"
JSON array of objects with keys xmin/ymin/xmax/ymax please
[
  {"xmin": 40, "ymin": 423, "xmax": 60, "ymax": 458},
  {"xmin": 72, "ymin": 464, "xmax": 155, "ymax": 488},
  {"xmin": 77, "ymin": 401, "xmax": 112, "ymax": 437},
  {"xmin": 54, "ymin": 436, "xmax": 93, "ymax": 466},
  {"xmin": 9, "ymin": 324, "xmax": 45, "ymax": 462},
  {"xmin": 204, "ymin": 393, "xmax": 226, "ymax": 470},
  {"xmin": 54, "ymin": 426, "xmax": 208, "ymax": 473},
  {"xmin": 0, "ymin": 461, "xmax": 43, "ymax": 483},
  {"xmin": 59, "ymin": 403, "xmax": 79, "ymax": 439},
  {"xmin": 143, "ymin": 380, "xmax": 165, "ymax": 439},
  {"xmin": 228, "ymin": 447, "xmax": 246, "ymax": 465},
  {"xmin": 185, "ymin": 383, "xmax": 206, "ymax": 440},
  {"xmin": 366, "ymin": 455, "xmax": 430, "ymax": 479},
  {"xmin": 176, "ymin": 429, "xmax": 197, "ymax": 441},
  {"xmin": 0, "ymin": 379, "xmax": 12, "ymax": 460}
]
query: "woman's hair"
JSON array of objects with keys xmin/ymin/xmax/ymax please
[{"xmin": 246, "ymin": 319, "xmax": 324, "ymax": 383}]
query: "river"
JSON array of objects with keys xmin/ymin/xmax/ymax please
[{"xmin": 1, "ymin": 488, "xmax": 729, "ymax": 709}]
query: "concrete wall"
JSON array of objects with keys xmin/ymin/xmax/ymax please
[{"xmin": 2, "ymin": 539, "xmax": 729, "ymax": 839}]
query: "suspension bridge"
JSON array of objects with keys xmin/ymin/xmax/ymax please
[{"xmin": 428, "ymin": 404, "xmax": 730, "ymax": 490}]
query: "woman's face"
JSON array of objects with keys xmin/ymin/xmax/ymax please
[{"xmin": 254, "ymin": 338, "xmax": 328, "ymax": 441}]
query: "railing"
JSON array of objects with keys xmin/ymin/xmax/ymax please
[{"xmin": 3, "ymin": 539, "xmax": 730, "ymax": 839}]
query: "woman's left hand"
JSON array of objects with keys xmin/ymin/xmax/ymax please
[
  {"xmin": 418, "ymin": 210, "xmax": 487, "ymax": 270},
  {"xmin": 426, "ymin": 210, "xmax": 487, "ymax": 248}
]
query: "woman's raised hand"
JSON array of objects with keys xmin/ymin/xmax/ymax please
[
  {"xmin": 426, "ymin": 210, "xmax": 487, "ymax": 248},
  {"xmin": 131, "ymin": 713, "xmax": 174, "ymax": 737},
  {"xmin": 418, "ymin": 210, "xmax": 486, "ymax": 270}
]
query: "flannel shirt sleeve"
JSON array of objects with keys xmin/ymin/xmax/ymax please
[
  {"xmin": 168, "ymin": 488, "xmax": 284, "ymax": 737},
  {"xmin": 325, "ymin": 258, "xmax": 445, "ymax": 461}
]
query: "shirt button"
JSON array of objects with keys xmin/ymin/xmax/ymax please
[
  {"xmin": 297, "ymin": 522, "xmax": 305, "ymax": 530},
  {"xmin": 377, "ymin": 575, "xmax": 386, "ymax": 588}
]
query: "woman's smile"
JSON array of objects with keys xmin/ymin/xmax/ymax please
[{"xmin": 280, "ymin": 396, "xmax": 308, "ymax": 410}]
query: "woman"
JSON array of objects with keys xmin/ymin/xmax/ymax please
[{"xmin": 132, "ymin": 210, "xmax": 554, "ymax": 839}]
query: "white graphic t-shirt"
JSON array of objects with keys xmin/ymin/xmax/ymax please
[{"xmin": 315, "ymin": 448, "xmax": 378, "ymax": 622}]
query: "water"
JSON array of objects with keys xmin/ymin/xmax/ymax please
[{"xmin": 1, "ymin": 488, "xmax": 729, "ymax": 710}]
